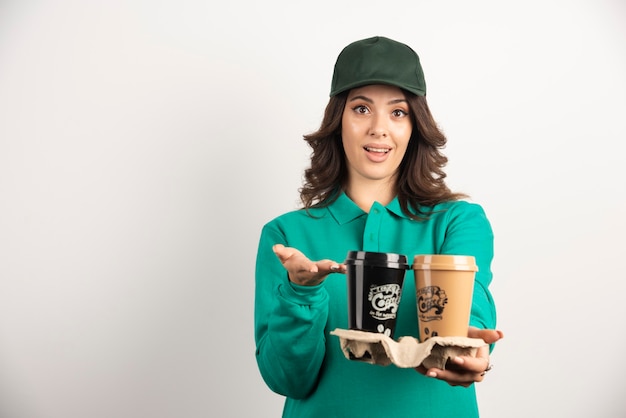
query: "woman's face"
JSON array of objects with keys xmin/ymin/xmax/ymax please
[{"xmin": 341, "ymin": 84, "xmax": 412, "ymax": 189}]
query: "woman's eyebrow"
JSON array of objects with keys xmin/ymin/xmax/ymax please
[
  {"xmin": 348, "ymin": 96, "xmax": 407, "ymax": 105},
  {"xmin": 348, "ymin": 95, "xmax": 373, "ymax": 103}
]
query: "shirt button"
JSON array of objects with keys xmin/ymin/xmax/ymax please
[{"xmin": 373, "ymin": 208, "xmax": 380, "ymax": 214}]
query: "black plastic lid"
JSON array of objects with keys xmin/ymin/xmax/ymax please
[{"xmin": 344, "ymin": 250, "xmax": 409, "ymax": 269}]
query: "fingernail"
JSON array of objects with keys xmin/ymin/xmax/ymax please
[
  {"xmin": 453, "ymin": 356, "xmax": 464, "ymax": 364},
  {"xmin": 428, "ymin": 371, "xmax": 437, "ymax": 378},
  {"xmin": 330, "ymin": 264, "xmax": 339, "ymax": 270}
]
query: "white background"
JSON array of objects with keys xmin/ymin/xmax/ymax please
[{"xmin": 1, "ymin": 1, "xmax": 625, "ymax": 417}]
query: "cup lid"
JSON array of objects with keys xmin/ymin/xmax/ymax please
[
  {"xmin": 344, "ymin": 250, "xmax": 409, "ymax": 269},
  {"xmin": 412, "ymin": 254, "xmax": 478, "ymax": 272}
]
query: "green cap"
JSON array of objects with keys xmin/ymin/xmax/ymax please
[{"xmin": 330, "ymin": 36, "xmax": 426, "ymax": 97}]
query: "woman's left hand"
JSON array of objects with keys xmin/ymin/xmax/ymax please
[{"xmin": 415, "ymin": 327, "xmax": 504, "ymax": 387}]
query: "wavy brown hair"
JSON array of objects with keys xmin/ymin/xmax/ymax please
[{"xmin": 300, "ymin": 90, "xmax": 467, "ymax": 220}]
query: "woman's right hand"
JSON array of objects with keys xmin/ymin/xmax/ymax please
[{"xmin": 272, "ymin": 244, "xmax": 346, "ymax": 286}]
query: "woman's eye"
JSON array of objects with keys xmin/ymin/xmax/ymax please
[
  {"xmin": 353, "ymin": 105, "xmax": 369, "ymax": 114},
  {"xmin": 392, "ymin": 109, "xmax": 408, "ymax": 117}
]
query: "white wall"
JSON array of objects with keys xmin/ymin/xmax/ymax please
[{"xmin": 1, "ymin": 1, "xmax": 624, "ymax": 417}]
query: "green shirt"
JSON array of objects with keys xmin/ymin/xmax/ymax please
[{"xmin": 254, "ymin": 192, "xmax": 497, "ymax": 418}]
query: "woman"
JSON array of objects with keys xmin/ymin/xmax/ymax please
[{"xmin": 254, "ymin": 36, "xmax": 503, "ymax": 417}]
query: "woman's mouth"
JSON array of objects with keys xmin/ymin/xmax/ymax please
[
  {"xmin": 363, "ymin": 145, "xmax": 392, "ymax": 163},
  {"xmin": 364, "ymin": 146, "xmax": 390, "ymax": 154}
]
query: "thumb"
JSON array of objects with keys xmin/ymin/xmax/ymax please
[
  {"xmin": 469, "ymin": 327, "xmax": 504, "ymax": 344},
  {"xmin": 272, "ymin": 244, "xmax": 302, "ymax": 265},
  {"xmin": 272, "ymin": 244, "xmax": 289, "ymax": 261}
]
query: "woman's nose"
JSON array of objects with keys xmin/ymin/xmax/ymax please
[{"xmin": 368, "ymin": 116, "xmax": 388, "ymax": 137}]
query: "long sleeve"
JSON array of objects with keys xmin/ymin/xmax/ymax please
[
  {"xmin": 439, "ymin": 202, "xmax": 497, "ymax": 332},
  {"xmin": 254, "ymin": 222, "xmax": 329, "ymax": 399}
]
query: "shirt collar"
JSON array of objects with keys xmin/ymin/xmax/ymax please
[
  {"xmin": 327, "ymin": 192, "xmax": 412, "ymax": 224},
  {"xmin": 385, "ymin": 196, "xmax": 412, "ymax": 219}
]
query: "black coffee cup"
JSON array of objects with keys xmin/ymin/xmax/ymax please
[{"xmin": 345, "ymin": 251, "xmax": 409, "ymax": 338}]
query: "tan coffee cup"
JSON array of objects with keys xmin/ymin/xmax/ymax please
[{"xmin": 413, "ymin": 255, "xmax": 477, "ymax": 341}]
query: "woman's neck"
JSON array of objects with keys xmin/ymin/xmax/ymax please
[{"xmin": 345, "ymin": 180, "xmax": 396, "ymax": 213}]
